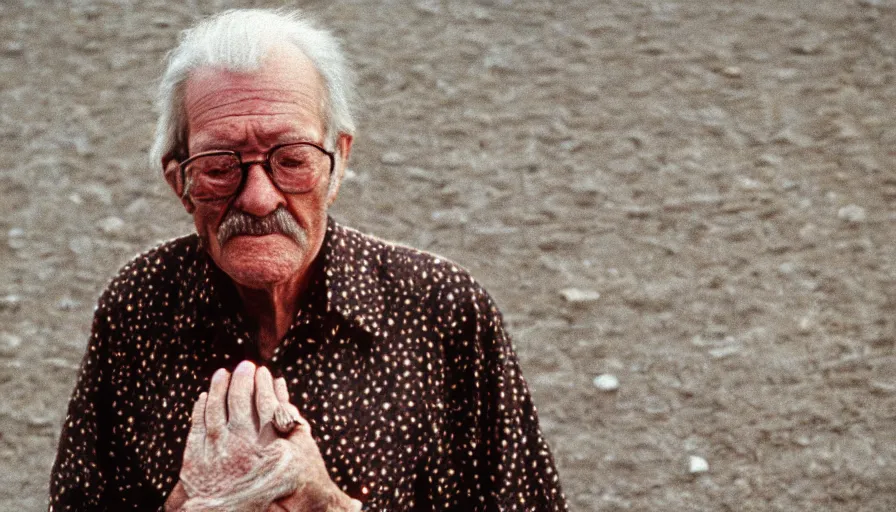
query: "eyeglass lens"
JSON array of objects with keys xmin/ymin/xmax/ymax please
[{"xmin": 185, "ymin": 144, "xmax": 330, "ymax": 200}]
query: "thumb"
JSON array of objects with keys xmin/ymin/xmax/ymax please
[{"xmin": 272, "ymin": 401, "xmax": 311, "ymax": 439}]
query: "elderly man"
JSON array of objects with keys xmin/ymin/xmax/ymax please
[{"xmin": 49, "ymin": 8, "xmax": 566, "ymax": 511}]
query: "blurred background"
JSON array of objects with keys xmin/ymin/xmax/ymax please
[{"xmin": 0, "ymin": 0, "xmax": 894, "ymax": 510}]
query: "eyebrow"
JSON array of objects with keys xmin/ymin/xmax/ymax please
[{"xmin": 190, "ymin": 131, "xmax": 322, "ymax": 154}]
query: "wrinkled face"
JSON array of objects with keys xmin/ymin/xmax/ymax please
[{"xmin": 175, "ymin": 44, "xmax": 349, "ymax": 290}]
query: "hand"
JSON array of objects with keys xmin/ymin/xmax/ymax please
[
  {"xmin": 164, "ymin": 361, "xmax": 361, "ymax": 512},
  {"xmin": 170, "ymin": 361, "xmax": 302, "ymax": 511},
  {"xmin": 265, "ymin": 376, "xmax": 362, "ymax": 512}
]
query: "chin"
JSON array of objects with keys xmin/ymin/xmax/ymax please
[{"xmin": 216, "ymin": 235, "xmax": 306, "ymax": 288}]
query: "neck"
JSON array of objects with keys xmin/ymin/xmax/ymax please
[{"xmin": 234, "ymin": 275, "xmax": 307, "ymax": 361}]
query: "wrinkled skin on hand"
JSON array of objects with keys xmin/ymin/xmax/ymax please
[
  {"xmin": 179, "ymin": 408, "xmax": 302, "ymax": 510},
  {"xmin": 165, "ymin": 361, "xmax": 361, "ymax": 512},
  {"xmin": 177, "ymin": 363, "xmax": 301, "ymax": 511}
]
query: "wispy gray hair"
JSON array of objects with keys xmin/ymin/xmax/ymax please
[{"xmin": 150, "ymin": 8, "xmax": 357, "ymax": 168}]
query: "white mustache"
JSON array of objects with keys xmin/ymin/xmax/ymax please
[{"xmin": 216, "ymin": 206, "xmax": 306, "ymax": 247}]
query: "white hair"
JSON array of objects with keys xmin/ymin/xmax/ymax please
[{"xmin": 149, "ymin": 8, "xmax": 356, "ymax": 168}]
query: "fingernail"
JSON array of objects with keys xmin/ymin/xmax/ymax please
[{"xmin": 235, "ymin": 360, "xmax": 256, "ymax": 372}]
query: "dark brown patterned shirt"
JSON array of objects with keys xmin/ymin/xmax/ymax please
[{"xmin": 49, "ymin": 217, "xmax": 567, "ymax": 511}]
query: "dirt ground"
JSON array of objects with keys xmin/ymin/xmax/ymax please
[{"xmin": 1, "ymin": 0, "xmax": 894, "ymax": 510}]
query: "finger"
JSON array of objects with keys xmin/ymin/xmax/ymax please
[
  {"xmin": 272, "ymin": 402, "xmax": 304, "ymax": 434},
  {"xmin": 254, "ymin": 366, "xmax": 278, "ymax": 430},
  {"xmin": 273, "ymin": 376, "xmax": 291, "ymax": 403},
  {"xmin": 227, "ymin": 360, "xmax": 257, "ymax": 431},
  {"xmin": 185, "ymin": 392, "xmax": 208, "ymax": 450},
  {"xmin": 279, "ymin": 402, "xmax": 313, "ymax": 440},
  {"xmin": 271, "ymin": 378, "xmax": 311, "ymax": 437},
  {"xmin": 205, "ymin": 369, "xmax": 230, "ymax": 437}
]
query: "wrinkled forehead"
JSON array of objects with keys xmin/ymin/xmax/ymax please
[{"xmin": 183, "ymin": 44, "xmax": 327, "ymax": 145}]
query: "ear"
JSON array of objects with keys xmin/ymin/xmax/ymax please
[
  {"xmin": 162, "ymin": 153, "xmax": 195, "ymax": 213},
  {"xmin": 326, "ymin": 133, "xmax": 353, "ymax": 206}
]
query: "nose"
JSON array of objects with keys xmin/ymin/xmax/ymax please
[{"xmin": 231, "ymin": 163, "xmax": 286, "ymax": 217}]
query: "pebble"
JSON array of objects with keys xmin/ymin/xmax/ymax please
[
  {"xmin": 0, "ymin": 332, "xmax": 22, "ymax": 352},
  {"xmin": 559, "ymin": 288, "xmax": 601, "ymax": 303},
  {"xmin": 125, "ymin": 197, "xmax": 150, "ymax": 215},
  {"xmin": 708, "ymin": 345, "xmax": 742, "ymax": 359},
  {"xmin": 0, "ymin": 295, "xmax": 21, "ymax": 312},
  {"xmin": 380, "ymin": 152, "xmax": 406, "ymax": 165},
  {"xmin": 430, "ymin": 209, "xmax": 468, "ymax": 227},
  {"xmin": 837, "ymin": 204, "xmax": 866, "ymax": 223},
  {"xmin": 777, "ymin": 261, "xmax": 796, "ymax": 275},
  {"xmin": 689, "ymin": 455, "xmax": 710, "ymax": 474},
  {"xmin": 151, "ymin": 16, "xmax": 175, "ymax": 28},
  {"xmin": 870, "ymin": 381, "xmax": 896, "ymax": 395},
  {"xmin": 97, "ymin": 216, "xmax": 125, "ymax": 234},
  {"xmin": 7, "ymin": 227, "xmax": 25, "ymax": 250},
  {"xmin": 756, "ymin": 153, "xmax": 784, "ymax": 167},
  {"xmin": 43, "ymin": 357, "xmax": 79, "ymax": 370},
  {"xmin": 2, "ymin": 41, "xmax": 24, "ymax": 56},
  {"xmin": 538, "ymin": 233, "xmax": 582, "ymax": 252},
  {"xmin": 721, "ymin": 66, "xmax": 742, "ymax": 78},
  {"xmin": 405, "ymin": 167, "xmax": 439, "ymax": 183},
  {"xmin": 414, "ymin": 0, "xmax": 442, "ymax": 14},
  {"xmin": 593, "ymin": 374, "xmax": 620, "ymax": 392},
  {"xmin": 781, "ymin": 179, "xmax": 800, "ymax": 191},
  {"xmin": 56, "ymin": 297, "xmax": 81, "ymax": 311},
  {"xmin": 27, "ymin": 416, "xmax": 54, "ymax": 428},
  {"xmin": 83, "ymin": 183, "xmax": 113, "ymax": 205},
  {"xmin": 68, "ymin": 236, "xmax": 94, "ymax": 255},
  {"xmin": 771, "ymin": 127, "xmax": 814, "ymax": 148},
  {"xmin": 797, "ymin": 316, "xmax": 814, "ymax": 333}
]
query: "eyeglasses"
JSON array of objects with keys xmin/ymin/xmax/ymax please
[{"xmin": 178, "ymin": 142, "xmax": 335, "ymax": 202}]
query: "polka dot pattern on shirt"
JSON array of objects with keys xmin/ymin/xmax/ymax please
[{"xmin": 49, "ymin": 217, "xmax": 568, "ymax": 511}]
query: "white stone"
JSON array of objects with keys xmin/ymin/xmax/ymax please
[
  {"xmin": 0, "ymin": 332, "xmax": 22, "ymax": 349},
  {"xmin": 837, "ymin": 204, "xmax": 866, "ymax": 223},
  {"xmin": 708, "ymin": 345, "xmax": 741, "ymax": 359},
  {"xmin": 689, "ymin": 455, "xmax": 709, "ymax": 474},
  {"xmin": 0, "ymin": 295, "xmax": 21, "ymax": 312},
  {"xmin": 777, "ymin": 261, "xmax": 796, "ymax": 275},
  {"xmin": 380, "ymin": 152, "xmax": 406, "ymax": 165},
  {"xmin": 722, "ymin": 66, "xmax": 742, "ymax": 78},
  {"xmin": 68, "ymin": 236, "xmax": 93, "ymax": 255},
  {"xmin": 560, "ymin": 288, "xmax": 601, "ymax": 303},
  {"xmin": 593, "ymin": 374, "xmax": 619, "ymax": 392},
  {"xmin": 7, "ymin": 227, "xmax": 25, "ymax": 250},
  {"xmin": 798, "ymin": 316, "xmax": 814, "ymax": 333},
  {"xmin": 56, "ymin": 297, "xmax": 81, "ymax": 311},
  {"xmin": 98, "ymin": 216, "xmax": 125, "ymax": 234}
]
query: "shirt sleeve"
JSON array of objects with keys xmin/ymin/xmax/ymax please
[
  {"xmin": 423, "ymin": 285, "xmax": 568, "ymax": 510},
  {"xmin": 48, "ymin": 300, "xmax": 112, "ymax": 511}
]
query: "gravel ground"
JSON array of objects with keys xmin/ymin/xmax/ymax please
[{"xmin": 1, "ymin": 0, "xmax": 895, "ymax": 510}]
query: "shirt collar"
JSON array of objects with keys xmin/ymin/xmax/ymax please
[
  {"xmin": 320, "ymin": 217, "xmax": 388, "ymax": 337},
  {"xmin": 180, "ymin": 216, "xmax": 385, "ymax": 338}
]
